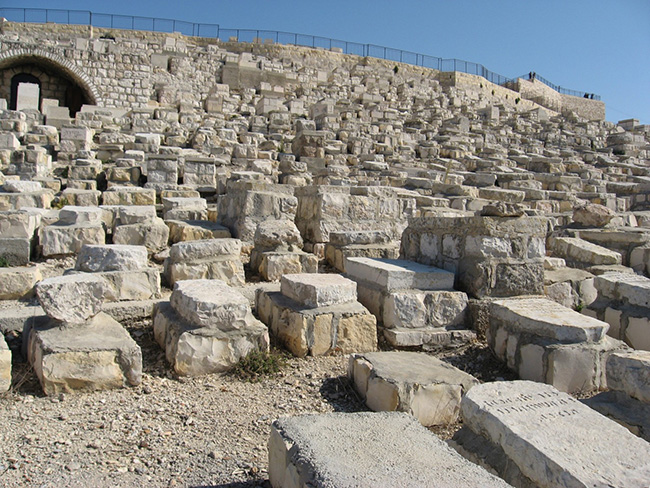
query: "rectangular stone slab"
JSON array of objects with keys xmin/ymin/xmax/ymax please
[
  {"xmin": 459, "ymin": 381, "xmax": 650, "ymax": 488},
  {"xmin": 280, "ymin": 273, "xmax": 357, "ymax": 308},
  {"xmin": 269, "ymin": 412, "xmax": 511, "ymax": 488},
  {"xmin": 490, "ymin": 297, "xmax": 608, "ymax": 343},
  {"xmin": 345, "ymin": 257, "xmax": 454, "ymax": 292}
]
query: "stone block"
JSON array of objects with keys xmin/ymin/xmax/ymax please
[
  {"xmin": 0, "ymin": 265, "xmax": 42, "ymax": 299},
  {"xmin": 102, "ymin": 187, "xmax": 156, "ymax": 206},
  {"xmin": 345, "ymin": 257, "xmax": 454, "ymax": 292},
  {"xmin": 112, "ymin": 220, "xmax": 169, "ymax": 254},
  {"xmin": 625, "ymin": 316, "xmax": 650, "ymax": 351},
  {"xmin": 58, "ymin": 206, "xmax": 104, "ymax": 225},
  {"xmin": 551, "ymin": 236, "xmax": 622, "ymax": 267},
  {"xmin": 256, "ymin": 290, "xmax": 376, "ymax": 357},
  {"xmin": 280, "ymin": 273, "xmax": 357, "ymax": 308},
  {"xmin": 153, "ymin": 301, "xmax": 269, "ymax": 376},
  {"xmin": 256, "ymin": 251, "xmax": 318, "ymax": 282},
  {"xmin": 349, "ymin": 352, "xmax": 478, "ymax": 426},
  {"xmin": 40, "ymin": 223, "xmax": 105, "ymax": 257},
  {"xmin": 0, "ymin": 334, "xmax": 11, "ymax": 392},
  {"xmin": 75, "ymin": 244, "xmax": 148, "ymax": 272},
  {"xmin": 382, "ymin": 289, "xmax": 468, "ymax": 329},
  {"xmin": 0, "ymin": 237, "xmax": 33, "ymax": 266},
  {"xmin": 269, "ymin": 412, "xmax": 510, "ymax": 488},
  {"xmin": 166, "ymin": 220, "xmax": 231, "ymax": 244},
  {"xmin": 165, "ymin": 239, "xmax": 245, "ymax": 286},
  {"xmin": 26, "ymin": 312, "xmax": 142, "ymax": 395},
  {"xmin": 36, "ymin": 274, "xmax": 107, "ymax": 324},
  {"xmin": 607, "ymin": 351, "xmax": 650, "ymax": 404},
  {"xmin": 170, "ymin": 279, "xmax": 252, "ymax": 331},
  {"xmin": 454, "ymin": 381, "xmax": 650, "ymax": 488}
]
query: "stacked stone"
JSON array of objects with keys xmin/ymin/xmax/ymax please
[
  {"xmin": 164, "ymin": 238, "xmax": 245, "ymax": 286},
  {"xmin": 0, "ymin": 180, "xmax": 54, "ymax": 211},
  {"xmin": 74, "ymin": 244, "xmax": 161, "ymax": 302},
  {"xmin": 585, "ymin": 272, "xmax": 650, "ymax": 351},
  {"xmin": 325, "ymin": 230, "xmax": 400, "ymax": 272},
  {"xmin": 161, "ymin": 195, "xmax": 208, "ymax": 221},
  {"xmin": 153, "ymin": 279, "xmax": 269, "ymax": 376},
  {"xmin": 345, "ymin": 257, "xmax": 472, "ymax": 348},
  {"xmin": 249, "ymin": 219, "xmax": 317, "ymax": 281},
  {"xmin": 256, "ymin": 273, "xmax": 377, "ymax": 357},
  {"xmin": 26, "ymin": 274, "xmax": 142, "ymax": 395},
  {"xmin": 144, "ymin": 154, "xmax": 178, "ymax": 194},
  {"xmin": 105, "ymin": 158, "xmax": 142, "ymax": 188},
  {"xmin": 111, "ymin": 205, "xmax": 169, "ymax": 254},
  {"xmin": 39, "ymin": 206, "xmax": 105, "ymax": 258},
  {"xmin": 0, "ymin": 207, "xmax": 41, "ymax": 265}
]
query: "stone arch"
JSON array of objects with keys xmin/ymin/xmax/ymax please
[{"xmin": 0, "ymin": 49, "xmax": 102, "ymax": 112}]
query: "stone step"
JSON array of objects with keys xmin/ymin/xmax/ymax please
[
  {"xmin": 269, "ymin": 412, "xmax": 511, "ymax": 488},
  {"xmin": 345, "ymin": 257, "xmax": 454, "ymax": 292},
  {"xmin": 550, "ymin": 236, "xmax": 622, "ymax": 267},
  {"xmin": 453, "ymin": 381, "xmax": 650, "ymax": 488}
]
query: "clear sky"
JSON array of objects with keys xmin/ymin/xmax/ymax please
[{"xmin": 8, "ymin": 0, "xmax": 650, "ymax": 124}]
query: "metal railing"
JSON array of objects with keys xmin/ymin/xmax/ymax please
[{"xmin": 0, "ymin": 7, "xmax": 600, "ymax": 100}]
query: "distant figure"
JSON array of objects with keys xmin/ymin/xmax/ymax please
[
  {"xmin": 531, "ymin": 72, "xmax": 536, "ymax": 80},
  {"xmin": 590, "ymin": 94, "xmax": 595, "ymax": 99},
  {"xmin": 529, "ymin": 71, "xmax": 533, "ymax": 80},
  {"xmin": 584, "ymin": 93, "xmax": 589, "ymax": 98}
]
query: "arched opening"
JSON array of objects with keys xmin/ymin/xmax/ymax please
[
  {"xmin": 0, "ymin": 51, "xmax": 99, "ymax": 117},
  {"xmin": 10, "ymin": 73, "xmax": 41, "ymax": 111}
]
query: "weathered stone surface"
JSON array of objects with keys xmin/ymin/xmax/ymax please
[
  {"xmin": 0, "ymin": 265, "xmax": 42, "ymax": 299},
  {"xmin": 0, "ymin": 334, "xmax": 11, "ymax": 392},
  {"xmin": 112, "ymin": 220, "xmax": 169, "ymax": 253},
  {"xmin": 269, "ymin": 412, "xmax": 511, "ymax": 488},
  {"xmin": 573, "ymin": 203, "xmax": 615, "ymax": 227},
  {"xmin": 254, "ymin": 219, "xmax": 303, "ymax": 249},
  {"xmin": 168, "ymin": 238, "xmax": 241, "ymax": 262},
  {"xmin": 40, "ymin": 222, "xmax": 106, "ymax": 257},
  {"xmin": 256, "ymin": 290, "xmax": 376, "ymax": 357},
  {"xmin": 349, "ymin": 351, "xmax": 478, "ymax": 426},
  {"xmin": 170, "ymin": 279, "xmax": 252, "ymax": 331},
  {"xmin": 607, "ymin": 351, "xmax": 650, "ymax": 404},
  {"xmin": 595, "ymin": 271, "xmax": 650, "ymax": 308},
  {"xmin": 281, "ymin": 273, "xmax": 356, "ymax": 308},
  {"xmin": 75, "ymin": 244, "xmax": 149, "ymax": 272},
  {"xmin": 490, "ymin": 297, "xmax": 608, "ymax": 343},
  {"xmin": 165, "ymin": 238, "xmax": 245, "ymax": 286},
  {"xmin": 455, "ymin": 381, "xmax": 650, "ymax": 488},
  {"xmin": 36, "ymin": 274, "xmax": 107, "ymax": 324},
  {"xmin": 253, "ymin": 251, "xmax": 318, "ymax": 282},
  {"xmin": 26, "ymin": 312, "xmax": 142, "ymax": 395},
  {"xmin": 153, "ymin": 301, "xmax": 269, "ymax": 376},
  {"xmin": 383, "ymin": 289, "xmax": 468, "ymax": 329},
  {"xmin": 551, "ymin": 236, "xmax": 622, "ymax": 267},
  {"xmin": 166, "ymin": 220, "xmax": 231, "ymax": 244},
  {"xmin": 345, "ymin": 257, "xmax": 455, "ymax": 292}
]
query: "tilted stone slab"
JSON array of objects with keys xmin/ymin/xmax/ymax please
[
  {"xmin": 153, "ymin": 301, "xmax": 269, "ymax": 376},
  {"xmin": 595, "ymin": 271, "xmax": 650, "ymax": 308},
  {"xmin": 455, "ymin": 381, "xmax": 650, "ymax": 488},
  {"xmin": 36, "ymin": 274, "xmax": 107, "ymax": 324},
  {"xmin": 269, "ymin": 412, "xmax": 511, "ymax": 488},
  {"xmin": 0, "ymin": 265, "xmax": 42, "ymax": 300},
  {"xmin": 490, "ymin": 297, "xmax": 608, "ymax": 343},
  {"xmin": 551, "ymin": 236, "xmax": 622, "ymax": 267},
  {"xmin": 170, "ymin": 279, "xmax": 252, "ymax": 331},
  {"xmin": 0, "ymin": 334, "xmax": 10, "ymax": 392},
  {"xmin": 75, "ymin": 244, "xmax": 149, "ymax": 272},
  {"xmin": 26, "ymin": 312, "xmax": 142, "ymax": 395},
  {"xmin": 349, "ymin": 351, "xmax": 478, "ymax": 426},
  {"xmin": 345, "ymin": 257, "xmax": 454, "ymax": 292},
  {"xmin": 280, "ymin": 273, "xmax": 357, "ymax": 308}
]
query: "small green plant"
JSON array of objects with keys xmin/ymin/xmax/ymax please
[
  {"xmin": 52, "ymin": 197, "xmax": 68, "ymax": 209},
  {"xmin": 0, "ymin": 256, "xmax": 9, "ymax": 267},
  {"xmin": 515, "ymin": 97, "xmax": 521, "ymax": 104},
  {"xmin": 230, "ymin": 349, "xmax": 288, "ymax": 382},
  {"xmin": 575, "ymin": 301, "xmax": 584, "ymax": 312}
]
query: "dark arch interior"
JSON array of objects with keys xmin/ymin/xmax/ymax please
[
  {"xmin": 1, "ymin": 57, "xmax": 94, "ymax": 116},
  {"xmin": 10, "ymin": 72, "xmax": 41, "ymax": 111}
]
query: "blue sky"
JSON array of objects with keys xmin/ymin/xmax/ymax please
[{"xmin": 8, "ymin": 0, "xmax": 650, "ymax": 124}]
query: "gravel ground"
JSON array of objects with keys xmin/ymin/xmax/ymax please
[{"xmin": 0, "ymin": 258, "xmax": 519, "ymax": 488}]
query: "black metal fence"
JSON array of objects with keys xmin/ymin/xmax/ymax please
[{"xmin": 0, "ymin": 7, "xmax": 600, "ymax": 101}]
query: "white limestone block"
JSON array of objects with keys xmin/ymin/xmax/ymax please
[
  {"xmin": 36, "ymin": 274, "xmax": 107, "ymax": 324},
  {"xmin": 281, "ymin": 273, "xmax": 356, "ymax": 308}
]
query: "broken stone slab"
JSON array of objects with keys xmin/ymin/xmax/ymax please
[
  {"xmin": 153, "ymin": 301, "xmax": 269, "ymax": 376},
  {"xmin": 269, "ymin": 412, "xmax": 511, "ymax": 488},
  {"xmin": 594, "ymin": 271, "xmax": 650, "ymax": 308},
  {"xmin": 58, "ymin": 206, "xmax": 104, "ymax": 225},
  {"xmin": 490, "ymin": 297, "xmax": 607, "ymax": 343},
  {"xmin": 0, "ymin": 334, "xmax": 10, "ymax": 391},
  {"xmin": 453, "ymin": 381, "xmax": 650, "ymax": 488},
  {"xmin": 36, "ymin": 274, "xmax": 107, "ymax": 324},
  {"xmin": 0, "ymin": 265, "xmax": 42, "ymax": 299},
  {"xmin": 68, "ymin": 268, "xmax": 161, "ymax": 302},
  {"xmin": 253, "ymin": 219, "xmax": 304, "ymax": 250},
  {"xmin": 75, "ymin": 244, "xmax": 149, "ymax": 272},
  {"xmin": 112, "ymin": 220, "xmax": 169, "ymax": 254},
  {"xmin": 383, "ymin": 327, "xmax": 476, "ymax": 348},
  {"xmin": 102, "ymin": 187, "xmax": 156, "ymax": 206},
  {"xmin": 382, "ymin": 289, "xmax": 468, "ymax": 330},
  {"xmin": 572, "ymin": 203, "xmax": 615, "ymax": 227},
  {"xmin": 550, "ymin": 236, "xmax": 622, "ymax": 267},
  {"xmin": 582, "ymin": 390, "xmax": 650, "ymax": 442},
  {"xmin": 280, "ymin": 273, "xmax": 357, "ymax": 308},
  {"xmin": 26, "ymin": 312, "xmax": 142, "ymax": 395},
  {"xmin": 349, "ymin": 351, "xmax": 478, "ymax": 426},
  {"xmin": 39, "ymin": 222, "xmax": 106, "ymax": 257},
  {"xmin": 345, "ymin": 257, "xmax": 455, "ymax": 292},
  {"xmin": 254, "ymin": 251, "xmax": 318, "ymax": 282},
  {"xmin": 170, "ymin": 279, "xmax": 252, "ymax": 331},
  {"xmin": 256, "ymin": 289, "xmax": 377, "ymax": 357}
]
